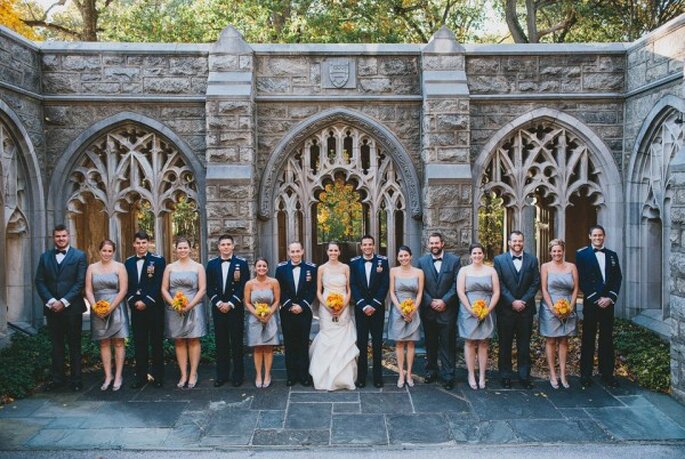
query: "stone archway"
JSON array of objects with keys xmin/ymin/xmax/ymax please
[
  {"xmin": 258, "ymin": 108, "xmax": 422, "ymax": 265},
  {"xmin": 0, "ymin": 99, "xmax": 45, "ymax": 330},
  {"xmin": 49, "ymin": 112, "xmax": 206, "ymax": 262},
  {"xmin": 626, "ymin": 95, "xmax": 685, "ymax": 330},
  {"xmin": 473, "ymin": 108, "xmax": 623, "ymax": 265}
]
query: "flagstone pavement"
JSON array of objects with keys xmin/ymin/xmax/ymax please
[{"xmin": 1, "ymin": 354, "xmax": 685, "ymax": 451}]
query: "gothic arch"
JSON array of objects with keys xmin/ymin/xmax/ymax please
[
  {"xmin": 257, "ymin": 108, "xmax": 422, "ymax": 262},
  {"xmin": 625, "ymin": 95, "xmax": 685, "ymax": 325},
  {"xmin": 473, "ymin": 108, "xmax": 623, "ymax": 264},
  {"xmin": 0, "ymin": 98, "xmax": 46, "ymax": 329},
  {"xmin": 49, "ymin": 112, "xmax": 206, "ymax": 261}
]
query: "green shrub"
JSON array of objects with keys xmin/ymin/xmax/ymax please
[
  {"xmin": 614, "ymin": 319, "xmax": 671, "ymax": 392},
  {"xmin": 0, "ymin": 329, "xmax": 52, "ymax": 402}
]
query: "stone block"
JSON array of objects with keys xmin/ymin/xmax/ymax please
[
  {"xmin": 209, "ymin": 54, "xmax": 238, "ymax": 71},
  {"xmin": 289, "ymin": 105, "xmax": 319, "ymax": 118},
  {"xmin": 358, "ymin": 57, "xmax": 378, "ymax": 76},
  {"xmin": 256, "ymin": 77, "xmax": 290, "ymax": 93},
  {"xmin": 104, "ymin": 66, "xmax": 141, "ymax": 81},
  {"xmin": 81, "ymin": 82, "xmax": 121, "ymax": 94},
  {"xmin": 360, "ymin": 77, "xmax": 392, "ymax": 93},
  {"xmin": 583, "ymin": 72, "xmax": 623, "ymax": 91},
  {"xmin": 62, "ymin": 55, "xmax": 102, "ymax": 71},
  {"xmin": 122, "ymin": 82, "xmax": 143, "ymax": 93},
  {"xmin": 144, "ymin": 56, "xmax": 169, "ymax": 67},
  {"xmin": 42, "ymin": 73, "xmax": 80, "ymax": 93},
  {"xmin": 239, "ymin": 55, "xmax": 253, "ymax": 70},
  {"xmin": 169, "ymin": 56, "xmax": 208, "ymax": 75},
  {"xmin": 436, "ymin": 114, "xmax": 468, "ymax": 130},
  {"xmin": 41, "ymin": 54, "xmax": 60, "ymax": 71},
  {"xmin": 207, "ymin": 147, "xmax": 239, "ymax": 162},
  {"xmin": 466, "ymin": 57, "xmax": 500, "ymax": 74},
  {"xmin": 144, "ymin": 78, "xmax": 192, "ymax": 94},
  {"xmin": 422, "ymin": 54, "xmax": 464, "ymax": 71},
  {"xmin": 102, "ymin": 55, "xmax": 125, "ymax": 65},
  {"xmin": 379, "ymin": 57, "xmax": 418, "ymax": 76},
  {"xmin": 264, "ymin": 57, "xmax": 309, "ymax": 76},
  {"xmin": 469, "ymin": 75, "xmax": 513, "ymax": 93},
  {"xmin": 80, "ymin": 72, "xmax": 102, "ymax": 82},
  {"xmin": 645, "ymin": 62, "xmax": 669, "ymax": 82}
]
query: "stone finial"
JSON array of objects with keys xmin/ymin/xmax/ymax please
[
  {"xmin": 423, "ymin": 26, "xmax": 465, "ymax": 54},
  {"xmin": 212, "ymin": 25, "xmax": 253, "ymax": 53}
]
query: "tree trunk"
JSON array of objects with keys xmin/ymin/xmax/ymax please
[
  {"xmin": 74, "ymin": 0, "xmax": 98, "ymax": 41},
  {"xmin": 504, "ymin": 0, "xmax": 529, "ymax": 43}
]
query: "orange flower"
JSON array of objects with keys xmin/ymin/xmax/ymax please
[
  {"xmin": 171, "ymin": 291, "xmax": 189, "ymax": 315},
  {"xmin": 400, "ymin": 298, "xmax": 416, "ymax": 316},
  {"xmin": 255, "ymin": 302, "xmax": 270, "ymax": 319},
  {"xmin": 92, "ymin": 300, "xmax": 110, "ymax": 316},
  {"xmin": 326, "ymin": 292, "xmax": 345, "ymax": 322},
  {"xmin": 553, "ymin": 298, "xmax": 572, "ymax": 319},
  {"xmin": 471, "ymin": 299, "xmax": 489, "ymax": 321}
]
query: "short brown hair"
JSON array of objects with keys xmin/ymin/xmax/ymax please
[{"xmin": 548, "ymin": 239, "xmax": 566, "ymax": 251}]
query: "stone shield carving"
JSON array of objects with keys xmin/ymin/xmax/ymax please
[
  {"xmin": 329, "ymin": 62, "xmax": 349, "ymax": 88},
  {"xmin": 322, "ymin": 59, "xmax": 356, "ymax": 89}
]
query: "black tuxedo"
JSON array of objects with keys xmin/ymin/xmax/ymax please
[
  {"xmin": 276, "ymin": 260, "xmax": 317, "ymax": 382},
  {"xmin": 207, "ymin": 255, "xmax": 249, "ymax": 384},
  {"xmin": 493, "ymin": 251, "xmax": 540, "ymax": 381},
  {"xmin": 350, "ymin": 254, "xmax": 390, "ymax": 384},
  {"xmin": 125, "ymin": 252, "xmax": 166, "ymax": 384},
  {"xmin": 34, "ymin": 246, "xmax": 87, "ymax": 385},
  {"xmin": 577, "ymin": 245, "xmax": 623, "ymax": 379},
  {"xmin": 416, "ymin": 252, "xmax": 461, "ymax": 381}
]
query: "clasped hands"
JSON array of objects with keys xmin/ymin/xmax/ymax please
[
  {"xmin": 595, "ymin": 297, "xmax": 613, "ymax": 308},
  {"xmin": 430, "ymin": 299, "xmax": 446, "ymax": 312}
]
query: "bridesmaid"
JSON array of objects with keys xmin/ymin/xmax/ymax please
[
  {"xmin": 85, "ymin": 239, "xmax": 129, "ymax": 391},
  {"xmin": 539, "ymin": 239, "xmax": 578, "ymax": 389},
  {"xmin": 245, "ymin": 257, "xmax": 281, "ymax": 388},
  {"xmin": 161, "ymin": 237, "xmax": 207, "ymax": 389},
  {"xmin": 456, "ymin": 243, "xmax": 500, "ymax": 390},
  {"xmin": 388, "ymin": 245, "xmax": 424, "ymax": 388}
]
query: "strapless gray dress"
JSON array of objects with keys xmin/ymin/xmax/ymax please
[
  {"xmin": 388, "ymin": 276, "xmax": 421, "ymax": 342},
  {"xmin": 458, "ymin": 274, "xmax": 496, "ymax": 340},
  {"xmin": 247, "ymin": 288, "xmax": 280, "ymax": 346},
  {"xmin": 165, "ymin": 271, "xmax": 207, "ymax": 339},
  {"xmin": 539, "ymin": 271, "xmax": 577, "ymax": 337},
  {"xmin": 90, "ymin": 272, "xmax": 129, "ymax": 340}
]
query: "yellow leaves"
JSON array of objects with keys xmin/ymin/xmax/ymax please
[
  {"xmin": 0, "ymin": 0, "xmax": 38, "ymax": 40},
  {"xmin": 317, "ymin": 176, "xmax": 363, "ymax": 241}
]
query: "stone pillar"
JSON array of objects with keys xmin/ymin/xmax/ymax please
[
  {"xmin": 0, "ymin": 166, "xmax": 7, "ymax": 345},
  {"xmin": 205, "ymin": 26, "xmax": 257, "ymax": 260},
  {"xmin": 421, "ymin": 27, "xmax": 471, "ymax": 252}
]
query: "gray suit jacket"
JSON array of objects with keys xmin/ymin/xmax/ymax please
[
  {"xmin": 493, "ymin": 252, "xmax": 540, "ymax": 316},
  {"xmin": 417, "ymin": 252, "xmax": 461, "ymax": 324},
  {"xmin": 35, "ymin": 247, "xmax": 88, "ymax": 315}
]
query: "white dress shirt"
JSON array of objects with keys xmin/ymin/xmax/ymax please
[
  {"xmin": 594, "ymin": 247, "xmax": 606, "ymax": 282},
  {"xmin": 292, "ymin": 264, "xmax": 301, "ymax": 294}
]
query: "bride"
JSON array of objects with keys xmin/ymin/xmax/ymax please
[{"xmin": 309, "ymin": 241, "xmax": 359, "ymax": 390}]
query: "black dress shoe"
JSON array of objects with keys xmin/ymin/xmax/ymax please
[
  {"xmin": 232, "ymin": 380, "xmax": 243, "ymax": 387},
  {"xmin": 501, "ymin": 378, "xmax": 512, "ymax": 389},
  {"xmin": 286, "ymin": 379, "xmax": 296, "ymax": 387},
  {"xmin": 300, "ymin": 378, "xmax": 312, "ymax": 387},
  {"xmin": 153, "ymin": 380, "xmax": 163, "ymax": 388},
  {"xmin": 44, "ymin": 381, "xmax": 64, "ymax": 392},
  {"xmin": 355, "ymin": 381, "xmax": 366, "ymax": 388},
  {"xmin": 580, "ymin": 377, "xmax": 593, "ymax": 389},
  {"xmin": 443, "ymin": 380, "xmax": 455, "ymax": 390},
  {"xmin": 602, "ymin": 376, "xmax": 620, "ymax": 388},
  {"xmin": 374, "ymin": 381, "xmax": 384, "ymax": 388},
  {"xmin": 213, "ymin": 379, "xmax": 225, "ymax": 388},
  {"xmin": 130, "ymin": 380, "xmax": 146, "ymax": 389},
  {"xmin": 424, "ymin": 374, "xmax": 437, "ymax": 384},
  {"xmin": 520, "ymin": 379, "xmax": 534, "ymax": 390},
  {"xmin": 71, "ymin": 382, "xmax": 83, "ymax": 392}
]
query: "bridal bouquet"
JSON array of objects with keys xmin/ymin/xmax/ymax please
[
  {"xmin": 92, "ymin": 300, "xmax": 110, "ymax": 316},
  {"xmin": 171, "ymin": 291, "xmax": 189, "ymax": 315},
  {"xmin": 255, "ymin": 302, "xmax": 270, "ymax": 320},
  {"xmin": 553, "ymin": 298, "xmax": 572, "ymax": 319},
  {"xmin": 471, "ymin": 299, "xmax": 489, "ymax": 321},
  {"xmin": 326, "ymin": 292, "xmax": 344, "ymax": 322},
  {"xmin": 400, "ymin": 298, "xmax": 416, "ymax": 322}
]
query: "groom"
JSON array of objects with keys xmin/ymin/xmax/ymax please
[{"xmin": 350, "ymin": 235, "xmax": 389, "ymax": 388}]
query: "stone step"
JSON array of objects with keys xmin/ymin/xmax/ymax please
[{"xmin": 632, "ymin": 310, "xmax": 672, "ymax": 340}]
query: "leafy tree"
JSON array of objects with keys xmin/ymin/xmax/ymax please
[
  {"xmin": 0, "ymin": 0, "xmax": 38, "ymax": 39},
  {"xmin": 478, "ymin": 191, "xmax": 504, "ymax": 261},
  {"xmin": 317, "ymin": 176, "xmax": 363, "ymax": 242},
  {"xmin": 21, "ymin": 0, "xmax": 109, "ymax": 41}
]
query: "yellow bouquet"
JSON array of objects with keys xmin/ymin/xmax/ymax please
[
  {"xmin": 255, "ymin": 302, "xmax": 270, "ymax": 319},
  {"xmin": 326, "ymin": 292, "xmax": 345, "ymax": 322},
  {"xmin": 553, "ymin": 298, "xmax": 572, "ymax": 319},
  {"xmin": 400, "ymin": 298, "xmax": 416, "ymax": 321},
  {"xmin": 92, "ymin": 300, "xmax": 110, "ymax": 316},
  {"xmin": 171, "ymin": 291, "xmax": 189, "ymax": 315},
  {"xmin": 471, "ymin": 299, "xmax": 489, "ymax": 321}
]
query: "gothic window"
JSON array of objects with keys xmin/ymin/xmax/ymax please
[
  {"xmin": 273, "ymin": 125, "xmax": 406, "ymax": 263},
  {"xmin": 66, "ymin": 124, "xmax": 199, "ymax": 261},
  {"xmin": 478, "ymin": 122, "xmax": 603, "ymax": 260}
]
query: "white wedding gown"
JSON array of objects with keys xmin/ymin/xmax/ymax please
[{"xmin": 309, "ymin": 270, "xmax": 359, "ymax": 390}]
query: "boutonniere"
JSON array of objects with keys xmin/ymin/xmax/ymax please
[
  {"xmin": 233, "ymin": 264, "xmax": 241, "ymax": 282},
  {"xmin": 376, "ymin": 259, "xmax": 383, "ymax": 273},
  {"xmin": 147, "ymin": 262, "xmax": 155, "ymax": 278},
  {"xmin": 305, "ymin": 270, "xmax": 312, "ymax": 282}
]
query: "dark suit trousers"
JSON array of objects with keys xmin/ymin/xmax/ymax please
[
  {"xmin": 46, "ymin": 312, "xmax": 83, "ymax": 384},
  {"xmin": 580, "ymin": 301, "xmax": 615, "ymax": 378},
  {"xmin": 213, "ymin": 308, "xmax": 244, "ymax": 383},
  {"xmin": 497, "ymin": 310, "xmax": 533, "ymax": 381},
  {"xmin": 131, "ymin": 305, "xmax": 165, "ymax": 382},
  {"xmin": 420, "ymin": 310, "xmax": 456, "ymax": 381},
  {"xmin": 355, "ymin": 308, "xmax": 385, "ymax": 383},
  {"xmin": 280, "ymin": 308, "xmax": 312, "ymax": 380}
]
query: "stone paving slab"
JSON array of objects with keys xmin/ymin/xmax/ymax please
[
  {"xmin": 586, "ymin": 404, "xmax": 685, "ymax": 440},
  {"xmin": 447, "ymin": 417, "xmax": 520, "ymax": 444},
  {"xmin": 285, "ymin": 403, "xmax": 332, "ymax": 429},
  {"xmin": 386, "ymin": 413, "xmax": 452, "ymax": 445},
  {"xmin": 331, "ymin": 414, "xmax": 387, "ymax": 445},
  {"xmin": 508, "ymin": 419, "xmax": 610, "ymax": 442}
]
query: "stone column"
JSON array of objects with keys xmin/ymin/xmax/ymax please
[
  {"xmin": 0, "ymin": 166, "xmax": 6, "ymax": 344},
  {"xmin": 421, "ymin": 27, "xmax": 471, "ymax": 252},
  {"xmin": 205, "ymin": 26, "xmax": 257, "ymax": 260}
]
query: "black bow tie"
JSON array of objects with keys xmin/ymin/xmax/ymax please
[
  {"xmin": 512, "ymin": 256, "xmax": 522, "ymax": 261},
  {"xmin": 56, "ymin": 249, "xmax": 67, "ymax": 255},
  {"xmin": 136, "ymin": 256, "xmax": 146, "ymax": 262},
  {"xmin": 292, "ymin": 263, "xmax": 301, "ymax": 268},
  {"xmin": 593, "ymin": 248, "xmax": 605, "ymax": 253},
  {"xmin": 221, "ymin": 258, "xmax": 232, "ymax": 263},
  {"xmin": 432, "ymin": 257, "xmax": 442, "ymax": 263},
  {"xmin": 364, "ymin": 259, "xmax": 373, "ymax": 264}
]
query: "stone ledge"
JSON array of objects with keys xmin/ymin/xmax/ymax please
[
  {"xmin": 464, "ymin": 43, "xmax": 628, "ymax": 55},
  {"xmin": 39, "ymin": 42, "xmax": 210, "ymax": 54},
  {"xmin": 206, "ymin": 165, "xmax": 252, "ymax": 183},
  {"xmin": 425, "ymin": 164, "xmax": 472, "ymax": 184}
]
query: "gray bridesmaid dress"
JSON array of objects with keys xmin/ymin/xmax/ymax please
[
  {"xmin": 247, "ymin": 288, "xmax": 280, "ymax": 346},
  {"xmin": 539, "ymin": 271, "xmax": 577, "ymax": 337},
  {"xmin": 91, "ymin": 272, "xmax": 129, "ymax": 341},
  {"xmin": 388, "ymin": 276, "xmax": 421, "ymax": 342},
  {"xmin": 165, "ymin": 271, "xmax": 207, "ymax": 339},
  {"xmin": 458, "ymin": 274, "xmax": 496, "ymax": 340}
]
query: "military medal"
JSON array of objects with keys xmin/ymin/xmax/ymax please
[
  {"xmin": 376, "ymin": 259, "xmax": 383, "ymax": 273},
  {"xmin": 305, "ymin": 270, "xmax": 312, "ymax": 282},
  {"xmin": 147, "ymin": 262, "xmax": 155, "ymax": 278},
  {"xmin": 234, "ymin": 265, "xmax": 240, "ymax": 282}
]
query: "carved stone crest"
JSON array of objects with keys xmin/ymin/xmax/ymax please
[{"xmin": 322, "ymin": 58, "xmax": 356, "ymax": 89}]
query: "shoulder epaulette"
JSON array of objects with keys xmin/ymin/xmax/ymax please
[
  {"xmin": 150, "ymin": 253, "xmax": 163, "ymax": 258},
  {"xmin": 277, "ymin": 261, "xmax": 288, "ymax": 266},
  {"xmin": 209, "ymin": 256, "xmax": 220, "ymax": 261},
  {"xmin": 378, "ymin": 255, "xmax": 388, "ymax": 260},
  {"xmin": 235, "ymin": 256, "xmax": 247, "ymax": 261},
  {"xmin": 126, "ymin": 255, "xmax": 136, "ymax": 261},
  {"xmin": 304, "ymin": 261, "xmax": 317, "ymax": 267},
  {"xmin": 350, "ymin": 256, "xmax": 361, "ymax": 261}
]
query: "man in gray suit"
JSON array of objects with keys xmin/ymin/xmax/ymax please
[
  {"xmin": 417, "ymin": 232, "xmax": 461, "ymax": 390},
  {"xmin": 493, "ymin": 230, "xmax": 540, "ymax": 389},
  {"xmin": 35, "ymin": 224, "xmax": 88, "ymax": 391}
]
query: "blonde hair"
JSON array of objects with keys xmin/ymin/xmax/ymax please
[{"xmin": 548, "ymin": 239, "xmax": 566, "ymax": 252}]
